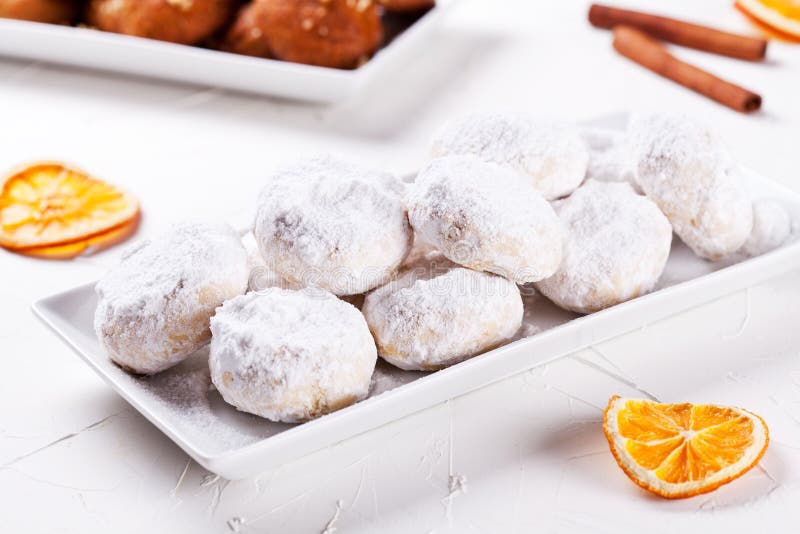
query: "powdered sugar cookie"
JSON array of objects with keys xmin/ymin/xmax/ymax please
[
  {"xmin": 241, "ymin": 231, "xmax": 288, "ymax": 292},
  {"xmin": 401, "ymin": 233, "xmax": 440, "ymax": 267},
  {"xmin": 254, "ymin": 154, "xmax": 412, "ymax": 296},
  {"xmin": 362, "ymin": 255, "xmax": 523, "ymax": 371},
  {"xmin": 629, "ymin": 113, "xmax": 753, "ymax": 260},
  {"xmin": 581, "ymin": 127, "xmax": 640, "ymax": 192},
  {"xmin": 209, "ymin": 289, "xmax": 377, "ymax": 423},
  {"xmin": 431, "ymin": 112, "xmax": 588, "ymax": 200},
  {"xmin": 407, "ymin": 155, "xmax": 564, "ymax": 284},
  {"xmin": 535, "ymin": 180, "xmax": 672, "ymax": 314},
  {"xmin": 740, "ymin": 198, "xmax": 791, "ymax": 257},
  {"xmin": 94, "ymin": 222, "xmax": 250, "ymax": 374}
]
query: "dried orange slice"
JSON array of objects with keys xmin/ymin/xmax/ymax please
[
  {"xmin": 736, "ymin": 0, "xmax": 800, "ymax": 41},
  {"xmin": 18, "ymin": 214, "xmax": 140, "ymax": 259},
  {"xmin": 0, "ymin": 162, "xmax": 139, "ymax": 251},
  {"xmin": 603, "ymin": 396, "xmax": 769, "ymax": 499}
]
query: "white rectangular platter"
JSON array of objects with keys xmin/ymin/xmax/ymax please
[
  {"xmin": 0, "ymin": 1, "xmax": 452, "ymax": 103},
  {"xmin": 32, "ymin": 124, "xmax": 800, "ymax": 479}
]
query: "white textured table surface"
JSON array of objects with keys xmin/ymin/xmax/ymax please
[{"xmin": 2, "ymin": 1, "xmax": 800, "ymax": 532}]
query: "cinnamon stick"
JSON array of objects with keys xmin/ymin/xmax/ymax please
[
  {"xmin": 612, "ymin": 25, "xmax": 762, "ymax": 113},
  {"xmin": 590, "ymin": 4, "xmax": 768, "ymax": 61}
]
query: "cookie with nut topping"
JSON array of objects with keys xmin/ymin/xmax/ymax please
[
  {"xmin": 0, "ymin": 0, "xmax": 80, "ymax": 24},
  {"xmin": 86, "ymin": 0, "xmax": 235, "ymax": 45},
  {"xmin": 221, "ymin": 0, "xmax": 383, "ymax": 68}
]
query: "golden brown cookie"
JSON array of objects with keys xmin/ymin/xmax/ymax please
[
  {"xmin": 0, "ymin": 0, "xmax": 80, "ymax": 24},
  {"xmin": 377, "ymin": 0, "xmax": 434, "ymax": 13},
  {"xmin": 221, "ymin": 0, "xmax": 383, "ymax": 68},
  {"xmin": 219, "ymin": 0, "xmax": 274, "ymax": 57},
  {"xmin": 85, "ymin": 0, "xmax": 235, "ymax": 45}
]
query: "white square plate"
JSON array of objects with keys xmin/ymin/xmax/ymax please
[
  {"xmin": 32, "ymin": 115, "xmax": 800, "ymax": 479},
  {"xmin": 0, "ymin": 2, "xmax": 454, "ymax": 103}
]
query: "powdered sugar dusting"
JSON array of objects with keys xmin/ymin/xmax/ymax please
[
  {"xmin": 209, "ymin": 289, "xmax": 377, "ymax": 423},
  {"xmin": 581, "ymin": 126, "xmax": 639, "ymax": 192},
  {"xmin": 254, "ymin": 154, "xmax": 412, "ymax": 296},
  {"xmin": 535, "ymin": 180, "xmax": 672, "ymax": 314},
  {"xmin": 430, "ymin": 112, "xmax": 588, "ymax": 200},
  {"xmin": 241, "ymin": 231, "xmax": 287, "ymax": 292},
  {"xmin": 241, "ymin": 231, "xmax": 265, "ymax": 271},
  {"xmin": 740, "ymin": 199, "xmax": 792, "ymax": 257},
  {"xmin": 94, "ymin": 222, "xmax": 249, "ymax": 374},
  {"xmin": 136, "ymin": 353, "xmax": 273, "ymax": 451},
  {"xmin": 362, "ymin": 255, "xmax": 523, "ymax": 371},
  {"xmin": 367, "ymin": 359, "xmax": 427, "ymax": 396},
  {"xmin": 408, "ymin": 155, "xmax": 564, "ymax": 284},
  {"xmin": 628, "ymin": 113, "xmax": 752, "ymax": 260}
]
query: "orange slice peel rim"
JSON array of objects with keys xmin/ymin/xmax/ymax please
[
  {"xmin": 736, "ymin": 0, "xmax": 800, "ymax": 41},
  {"xmin": 18, "ymin": 212, "xmax": 141, "ymax": 260},
  {"xmin": 603, "ymin": 395, "xmax": 769, "ymax": 499}
]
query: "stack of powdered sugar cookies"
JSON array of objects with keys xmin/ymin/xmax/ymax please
[{"xmin": 93, "ymin": 112, "xmax": 793, "ymax": 423}]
